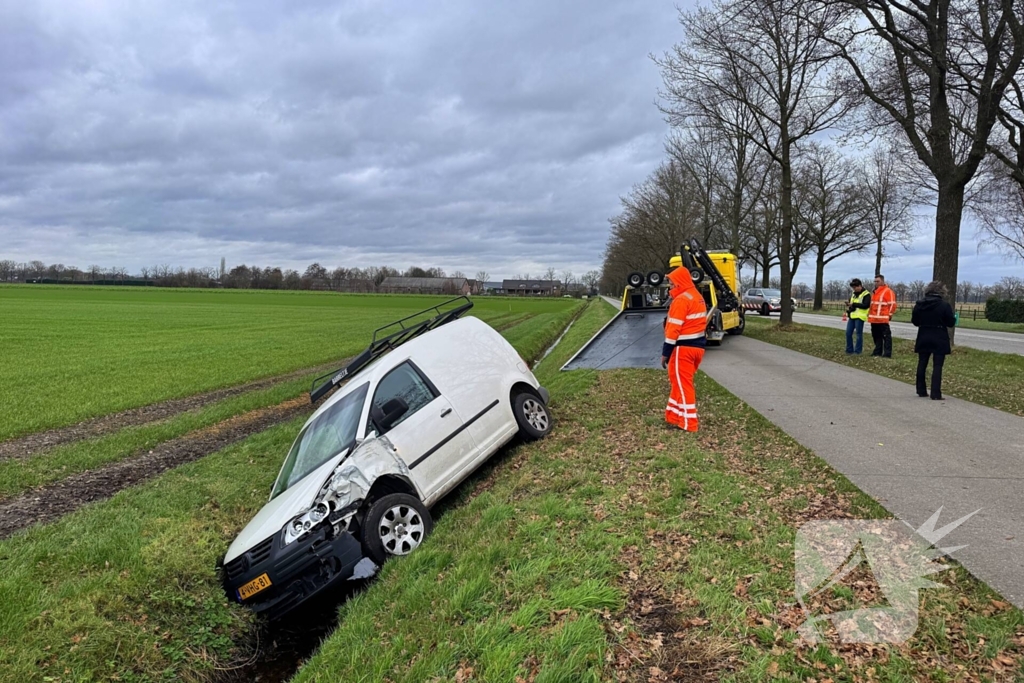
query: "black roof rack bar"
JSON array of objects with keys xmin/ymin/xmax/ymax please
[{"xmin": 309, "ymin": 296, "xmax": 474, "ymax": 403}]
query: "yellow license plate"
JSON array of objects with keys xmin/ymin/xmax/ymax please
[{"xmin": 237, "ymin": 573, "xmax": 272, "ymax": 601}]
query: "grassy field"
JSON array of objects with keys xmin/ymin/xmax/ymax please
[
  {"xmin": 2, "ymin": 299, "xmax": 1021, "ymax": 682},
  {"xmin": 0, "ymin": 286, "xmax": 581, "ymax": 441},
  {"xmin": 0, "ymin": 298, "xmax": 609, "ymax": 683},
  {"xmin": 798, "ymin": 304, "xmax": 1024, "ymax": 333},
  {"xmin": 745, "ymin": 318, "xmax": 1024, "ymax": 417}
]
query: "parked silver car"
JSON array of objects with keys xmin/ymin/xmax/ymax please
[{"xmin": 742, "ymin": 288, "xmax": 796, "ymax": 315}]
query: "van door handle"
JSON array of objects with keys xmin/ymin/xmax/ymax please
[{"xmin": 440, "ymin": 408, "xmax": 452, "ymax": 418}]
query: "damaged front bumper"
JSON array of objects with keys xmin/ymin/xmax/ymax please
[{"xmin": 221, "ymin": 524, "xmax": 363, "ymax": 620}]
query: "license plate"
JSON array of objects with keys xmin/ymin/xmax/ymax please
[{"xmin": 237, "ymin": 573, "xmax": 272, "ymax": 601}]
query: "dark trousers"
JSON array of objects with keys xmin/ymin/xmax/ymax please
[
  {"xmin": 916, "ymin": 352, "xmax": 946, "ymax": 398},
  {"xmin": 871, "ymin": 323, "xmax": 892, "ymax": 357}
]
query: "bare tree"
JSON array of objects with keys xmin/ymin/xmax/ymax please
[
  {"xmin": 602, "ymin": 160, "xmax": 702, "ymax": 289},
  {"xmin": 829, "ymin": 0, "xmax": 1024, "ymax": 309},
  {"xmin": 794, "ymin": 143, "xmax": 874, "ymax": 308},
  {"xmin": 667, "ymin": 130, "xmax": 724, "ymax": 247},
  {"xmin": 975, "ymin": 171, "xmax": 1024, "ymax": 260},
  {"xmin": 859, "ymin": 144, "xmax": 917, "ymax": 275},
  {"xmin": 474, "ymin": 271, "xmax": 489, "ymax": 285},
  {"xmin": 581, "ymin": 270, "xmax": 601, "ymax": 294},
  {"xmin": 543, "ymin": 267, "xmax": 558, "ymax": 283},
  {"xmin": 973, "ymin": 12, "xmax": 1024, "ymax": 260},
  {"xmin": 658, "ymin": 0, "xmax": 851, "ymax": 325},
  {"xmin": 561, "ymin": 270, "xmax": 575, "ymax": 292}
]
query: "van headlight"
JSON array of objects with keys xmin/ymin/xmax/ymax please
[{"xmin": 282, "ymin": 502, "xmax": 331, "ymax": 546}]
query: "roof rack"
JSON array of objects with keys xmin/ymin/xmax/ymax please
[{"xmin": 309, "ymin": 296, "xmax": 474, "ymax": 403}]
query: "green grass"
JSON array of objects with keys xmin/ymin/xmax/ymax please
[
  {"xmin": 2, "ymin": 299, "xmax": 1020, "ymax": 682},
  {"xmin": 0, "ymin": 300, "xmax": 607, "ymax": 683},
  {"xmin": 0, "ymin": 286, "xmax": 580, "ymax": 441},
  {"xmin": 745, "ymin": 318, "xmax": 1024, "ymax": 417},
  {"xmin": 0, "ymin": 375, "xmax": 311, "ymax": 500},
  {"xmin": 797, "ymin": 305, "xmax": 1024, "ymax": 333},
  {"xmin": 292, "ymin": 370, "xmax": 1023, "ymax": 682},
  {"xmin": 0, "ymin": 298, "xmax": 583, "ymax": 502},
  {"xmin": 0, "ymin": 418, "xmax": 298, "ymax": 683}
]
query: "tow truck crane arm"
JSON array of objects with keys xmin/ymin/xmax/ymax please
[{"xmin": 681, "ymin": 238, "xmax": 740, "ymax": 312}]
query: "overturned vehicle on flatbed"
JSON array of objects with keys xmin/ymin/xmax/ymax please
[{"xmin": 221, "ymin": 298, "xmax": 552, "ymax": 618}]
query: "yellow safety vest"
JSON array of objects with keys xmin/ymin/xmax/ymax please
[{"xmin": 849, "ymin": 290, "xmax": 869, "ymax": 321}]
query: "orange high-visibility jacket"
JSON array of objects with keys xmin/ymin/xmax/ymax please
[
  {"xmin": 662, "ymin": 268, "xmax": 708, "ymax": 359},
  {"xmin": 868, "ymin": 285, "xmax": 897, "ymax": 324}
]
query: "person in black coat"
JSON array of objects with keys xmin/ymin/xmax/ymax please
[{"xmin": 911, "ymin": 281, "xmax": 957, "ymax": 400}]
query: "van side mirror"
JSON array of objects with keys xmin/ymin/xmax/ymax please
[{"xmin": 375, "ymin": 397, "xmax": 409, "ymax": 432}]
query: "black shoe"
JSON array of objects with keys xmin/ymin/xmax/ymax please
[
  {"xmin": 917, "ymin": 392, "xmax": 928, "ymax": 397},
  {"xmin": 931, "ymin": 396, "xmax": 944, "ymax": 401},
  {"xmin": 882, "ymin": 355, "xmax": 891, "ymax": 359}
]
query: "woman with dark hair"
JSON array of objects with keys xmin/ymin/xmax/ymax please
[{"xmin": 911, "ymin": 281, "xmax": 956, "ymax": 400}]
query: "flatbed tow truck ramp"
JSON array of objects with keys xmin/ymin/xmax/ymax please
[{"xmin": 561, "ymin": 306, "xmax": 667, "ymax": 371}]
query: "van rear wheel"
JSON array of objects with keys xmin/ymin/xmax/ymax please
[{"xmin": 513, "ymin": 392, "xmax": 552, "ymax": 440}]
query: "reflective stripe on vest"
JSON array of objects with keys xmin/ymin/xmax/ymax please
[{"xmin": 850, "ymin": 290, "xmax": 869, "ymax": 321}]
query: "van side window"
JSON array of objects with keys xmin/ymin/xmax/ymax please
[{"xmin": 371, "ymin": 362, "xmax": 437, "ymax": 431}]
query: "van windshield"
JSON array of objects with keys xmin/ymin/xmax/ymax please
[
  {"xmin": 762, "ymin": 289, "xmax": 781, "ymax": 297},
  {"xmin": 271, "ymin": 383, "xmax": 369, "ymax": 499}
]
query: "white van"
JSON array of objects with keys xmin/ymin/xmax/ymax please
[{"xmin": 221, "ymin": 304, "xmax": 551, "ymax": 618}]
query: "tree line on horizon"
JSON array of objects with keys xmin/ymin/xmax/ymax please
[
  {"xmin": 0, "ymin": 259, "xmax": 603, "ymax": 296},
  {"xmin": 602, "ymin": 0, "xmax": 1024, "ymax": 320}
]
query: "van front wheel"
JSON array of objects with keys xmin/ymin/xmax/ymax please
[{"xmin": 361, "ymin": 493, "xmax": 433, "ymax": 566}]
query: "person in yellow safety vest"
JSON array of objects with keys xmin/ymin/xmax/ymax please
[
  {"xmin": 845, "ymin": 278, "xmax": 871, "ymax": 355},
  {"xmin": 661, "ymin": 264, "xmax": 707, "ymax": 432},
  {"xmin": 869, "ymin": 273, "xmax": 898, "ymax": 358}
]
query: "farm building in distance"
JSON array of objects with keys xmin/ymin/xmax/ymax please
[
  {"xmin": 379, "ymin": 276, "xmax": 472, "ymax": 295},
  {"xmin": 502, "ymin": 279, "xmax": 561, "ymax": 296}
]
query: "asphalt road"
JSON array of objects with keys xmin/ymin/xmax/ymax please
[
  {"xmin": 785, "ymin": 310, "xmax": 1024, "ymax": 356},
  {"xmin": 700, "ymin": 335, "xmax": 1024, "ymax": 609}
]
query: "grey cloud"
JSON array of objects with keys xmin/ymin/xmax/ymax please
[{"xmin": 0, "ymin": 0, "xmax": 684, "ymax": 276}]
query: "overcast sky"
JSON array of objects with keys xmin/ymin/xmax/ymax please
[{"xmin": 1, "ymin": 0, "xmax": 1019, "ymax": 284}]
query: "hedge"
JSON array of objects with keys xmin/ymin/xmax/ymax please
[{"xmin": 985, "ymin": 297, "xmax": 1024, "ymax": 323}]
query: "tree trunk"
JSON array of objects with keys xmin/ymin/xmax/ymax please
[
  {"xmin": 874, "ymin": 238, "xmax": 883, "ymax": 278},
  {"xmin": 814, "ymin": 251, "xmax": 825, "ymax": 310},
  {"xmin": 933, "ymin": 182, "xmax": 965, "ymax": 344},
  {"xmin": 779, "ymin": 142, "xmax": 794, "ymax": 326}
]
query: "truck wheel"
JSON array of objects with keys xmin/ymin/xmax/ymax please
[
  {"xmin": 760, "ymin": 303, "xmax": 770, "ymax": 316},
  {"xmin": 627, "ymin": 272, "xmax": 644, "ymax": 288},
  {"xmin": 727, "ymin": 312, "xmax": 745, "ymax": 335},
  {"xmin": 361, "ymin": 493, "xmax": 433, "ymax": 566},
  {"xmin": 513, "ymin": 392, "xmax": 552, "ymax": 440},
  {"xmin": 646, "ymin": 271, "xmax": 664, "ymax": 287}
]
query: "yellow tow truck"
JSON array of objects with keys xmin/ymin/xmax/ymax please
[{"xmin": 562, "ymin": 238, "xmax": 744, "ymax": 370}]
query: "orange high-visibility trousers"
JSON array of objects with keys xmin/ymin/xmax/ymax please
[{"xmin": 666, "ymin": 346, "xmax": 705, "ymax": 432}]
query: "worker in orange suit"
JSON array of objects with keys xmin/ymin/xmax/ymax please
[
  {"xmin": 869, "ymin": 273, "xmax": 898, "ymax": 358},
  {"xmin": 661, "ymin": 264, "xmax": 708, "ymax": 432}
]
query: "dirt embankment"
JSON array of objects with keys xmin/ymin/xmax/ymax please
[
  {"xmin": 0, "ymin": 360, "xmax": 345, "ymax": 462},
  {"xmin": 0, "ymin": 397, "xmax": 312, "ymax": 540}
]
